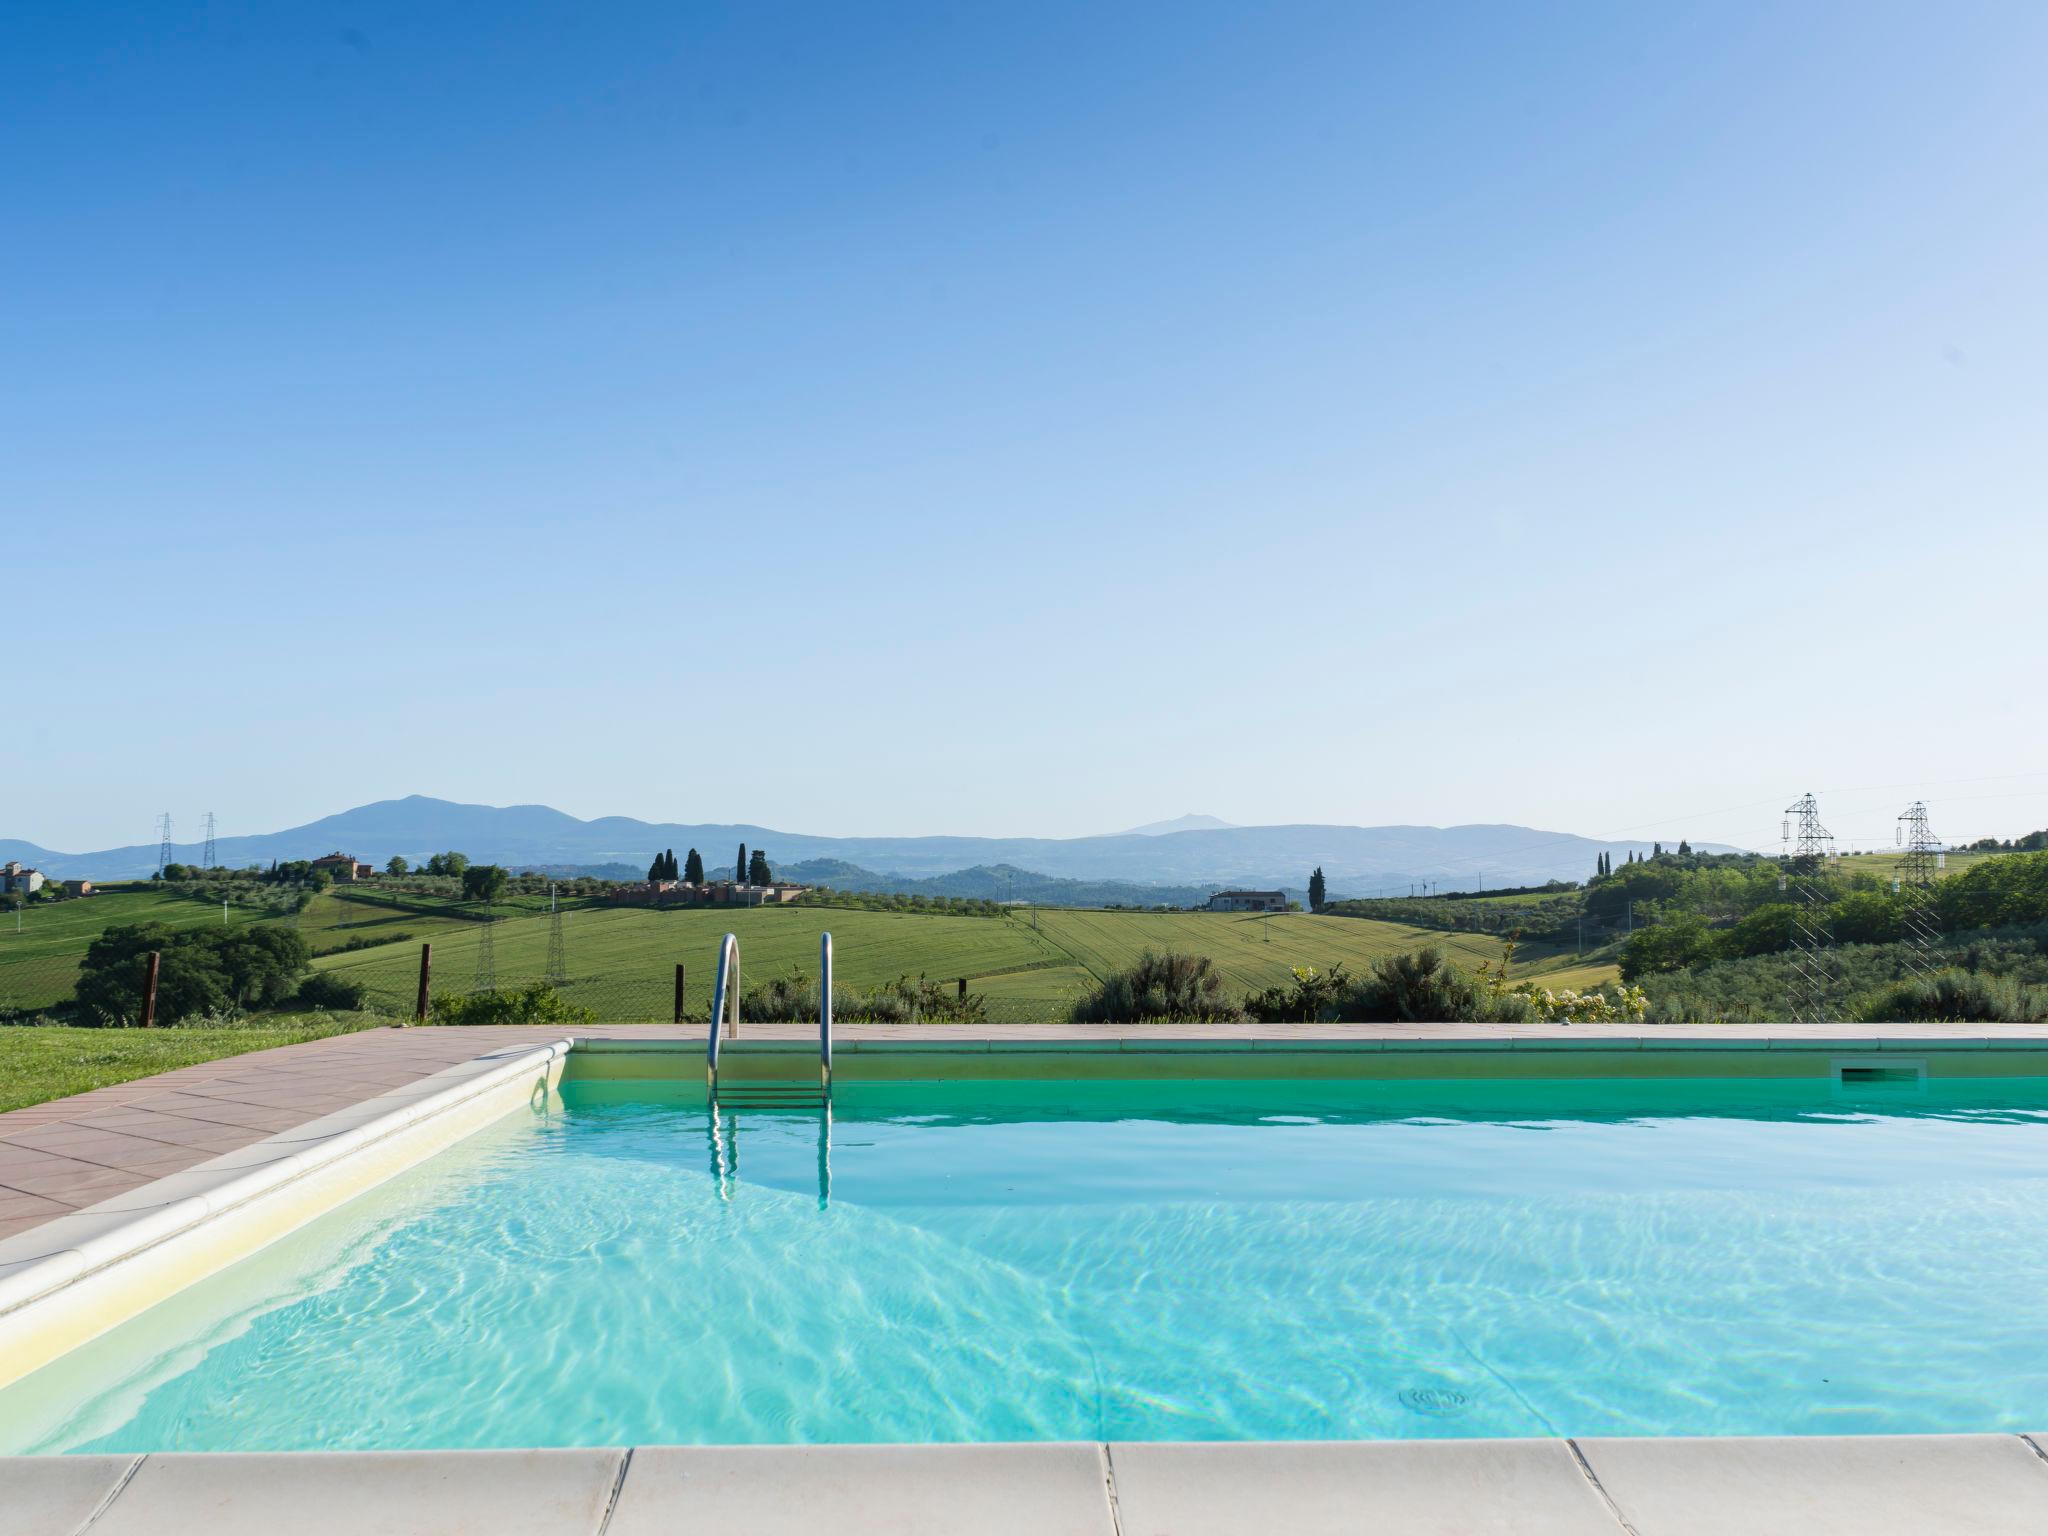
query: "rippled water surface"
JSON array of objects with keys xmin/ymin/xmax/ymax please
[{"xmin": 11, "ymin": 1076, "xmax": 2048, "ymax": 1452}]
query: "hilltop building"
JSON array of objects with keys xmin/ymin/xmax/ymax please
[
  {"xmin": 1, "ymin": 861, "xmax": 45, "ymax": 895},
  {"xmin": 310, "ymin": 853, "xmax": 376, "ymax": 882},
  {"xmin": 1206, "ymin": 889, "xmax": 1286, "ymax": 913}
]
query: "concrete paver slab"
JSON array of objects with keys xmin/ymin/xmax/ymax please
[
  {"xmin": 1578, "ymin": 1433, "xmax": 2048, "ymax": 1536},
  {"xmin": 0, "ymin": 1453, "xmax": 140, "ymax": 1536},
  {"xmin": 1107, "ymin": 1439, "xmax": 1621, "ymax": 1536},
  {"xmin": 89, "ymin": 1448, "xmax": 625, "ymax": 1536},
  {"xmin": 607, "ymin": 1443, "xmax": 1117, "ymax": 1536}
]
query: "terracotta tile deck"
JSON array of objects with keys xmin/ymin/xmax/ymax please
[{"xmin": 2, "ymin": 1020, "xmax": 2038, "ymax": 1243}]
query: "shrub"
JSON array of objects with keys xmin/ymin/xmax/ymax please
[
  {"xmin": 740, "ymin": 969, "xmax": 987, "ymax": 1024},
  {"xmin": 74, "ymin": 922, "xmax": 311, "ymax": 1026},
  {"xmin": 1244, "ymin": 965, "xmax": 1353, "ymax": 1022},
  {"xmin": 1071, "ymin": 951, "xmax": 1245, "ymax": 1023},
  {"xmin": 859, "ymin": 975, "xmax": 988, "ymax": 1024},
  {"xmin": 429, "ymin": 982, "xmax": 597, "ymax": 1027},
  {"xmin": 296, "ymin": 972, "xmax": 368, "ymax": 1011},
  {"xmin": 1851, "ymin": 971, "xmax": 2048, "ymax": 1024},
  {"xmin": 1349, "ymin": 946, "xmax": 1533, "ymax": 1023}
]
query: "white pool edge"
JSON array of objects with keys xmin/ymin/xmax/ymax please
[{"xmin": 0, "ymin": 1037, "xmax": 573, "ymax": 1392}]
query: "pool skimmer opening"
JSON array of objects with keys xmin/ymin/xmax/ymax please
[{"xmin": 1832, "ymin": 1058, "xmax": 1927, "ymax": 1091}]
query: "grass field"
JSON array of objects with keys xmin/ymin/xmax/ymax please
[
  {"xmin": 1836, "ymin": 849, "xmax": 2000, "ymax": 881},
  {"xmin": 296, "ymin": 887, "xmax": 503, "ymax": 956},
  {"xmin": 0, "ymin": 1019, "xmax": 379, "ymax": 1114},
  {"xmin": 307, "ymin": 900, "xmax": 1615, "ymax": 1019}
]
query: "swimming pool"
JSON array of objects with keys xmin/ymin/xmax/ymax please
[{"xmin": 7, "ymin": 1073, "xmax": 2048, "ymax": 1454}]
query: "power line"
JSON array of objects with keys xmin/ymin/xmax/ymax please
[
  {"xmin": 156, "ymin": 812, "xmax": 173, "ymax": 874},
  {"xmin": 1780, "ymin": 792, "xmax": 1838, "ymax": 1021},
  {"xmin": 200, "ymin": 812, "xmax": 217, "ymax": 871},
  {"xmin": 546, "ymin": 882, "xmax": 567, "ymax": 985},
  {"xmin": 475, "ymin": 899, "xmax": 497, "ymax": 992},
  {"xmin": 1895, "ymin": 801, "xmax": 1946, "ymax": 979}
]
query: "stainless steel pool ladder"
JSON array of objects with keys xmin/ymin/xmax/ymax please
[{"xmin": 706, "ymin": 930, "xmax": 834, "ymax": 1110}]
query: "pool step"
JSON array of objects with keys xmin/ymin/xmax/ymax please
[{"xmin": 714, "ymin": 1084, "xmax": 828, "ymax": 1110}]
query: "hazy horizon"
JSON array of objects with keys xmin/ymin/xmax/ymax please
[
  {"xmin": 9, "ymin": 784, "xmax": 2044, "ymax": 862},
  {"xmin": 8, "ymin": 2, "xmax": 2045, "ymax": 852}
]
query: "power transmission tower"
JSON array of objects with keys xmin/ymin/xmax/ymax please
[
  {"xmin": 156, "ymin": 813, "xmax": 174, "ymax": 874},
  {"xmin": 1895, "ymin": 801, "xmax": 1946, "ymax": 977},
  {"xmin": 200, "ymin": 812, "xmax": 217, "ymax": 871},
  {"xmin": 546, "ymin": 882, "xmax": 567, "ymax": 985},
  {"xmin": 1780, "ymin": 792, "xmax": 1837, "ymax": 1021},
  {"xmin": 474, "ymin": 901, "xmax": 497, "ymax": 993}
]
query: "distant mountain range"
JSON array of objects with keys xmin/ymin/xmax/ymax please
[
  {"xmin": 3, "ymin": 795, "xmax": 1737, "ymax": 893},
  {"xmin": 1118, "ymin": 813, "xmax": 1238, "ymax": 836}
]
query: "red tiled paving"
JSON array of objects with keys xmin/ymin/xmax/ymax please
[
  {"xmin": 1, "ymin": 1019, "xmax": 2033, "ymax": 1242},
  {"xmin": 0, "ymin": 1024, "xmax": 607, "ymax": 1242}
]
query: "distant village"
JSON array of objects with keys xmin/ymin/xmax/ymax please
[{"xmin": 304, "ymin": 842, "xmax": 810, "ymax": 909}]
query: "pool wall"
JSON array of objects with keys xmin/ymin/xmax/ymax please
[{"xmin": 574, "ymin": 1035, "xmax": 2048, "ymax": 1089}]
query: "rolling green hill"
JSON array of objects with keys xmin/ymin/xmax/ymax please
[
  {"xmin": 308, "ymin": 899, "xmax": 1607, "ymax": 1020},
  {"xmin": 3, "ymin": 880, "xmax": 1615, "ymax": 1022}
]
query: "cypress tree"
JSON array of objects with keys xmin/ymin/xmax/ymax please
[
  {"xmin": 685, "ymin": 848, "xmax": 704, "ymax": 884},
  {"xmin": 737, "ymin": 844, "xmax": 748, "ymax": 884},
  {"xmin": 749, "ymin": 849, "xmax": 771, "ymax": 885}
]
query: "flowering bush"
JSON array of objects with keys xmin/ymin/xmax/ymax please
[{"xmin": 1476, "ymin": 935, "xmax": 1649, "ymax": 1023}]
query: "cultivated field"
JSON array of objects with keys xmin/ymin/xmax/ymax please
[
  {"xmin": 310, "ymin": 900, "xmax": 1611, "ymax": 1018},
  {"xmin": 2, "ymin": 883, "xmax": 1618, "ymax": 1022},
  {"xmin": 1836, "ymin": 849, "xmax": 2000, "ymax": 881}
]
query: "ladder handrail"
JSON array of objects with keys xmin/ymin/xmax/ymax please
[
  {"xmin": 706, "ymin": 932, "xmax": 740, "ymax": 1093},
  {"xmin": 819, "ymin": 930, "xmax": 834, "ymax": 1097},
  {"xmin": 707, "ymin": 929, "xmax": 833, "ymax": 1103}
]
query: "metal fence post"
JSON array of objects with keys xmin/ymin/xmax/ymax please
[
  {"xmin": 140, "ymin": 950, "xmax": 161, "ymax": 1027},
  {"xmin": 416, "ymin": 942, "xmax": 432, "ymax": 1023},
  {"xmin": 674, "ymin": 962, "xmax": 687, "ymax": 1025}
]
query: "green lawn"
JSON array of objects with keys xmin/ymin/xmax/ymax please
[{"xmin": 0, "ymin": 1019, "xmax": 381, "ymax": 1114}]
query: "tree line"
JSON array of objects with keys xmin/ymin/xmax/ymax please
[{"xmin": 644, "ymin": 845, "xmax": 773, "ymax": 885}]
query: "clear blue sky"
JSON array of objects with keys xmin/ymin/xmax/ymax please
[{"xmin": 6, "ymin": 1, "xmax": 2046, "ymax": 854}]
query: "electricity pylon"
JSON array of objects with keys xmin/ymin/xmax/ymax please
[
  {"xmin": 546, "ymin": 883, "xmax": 567, "ymax": 985},
  {"xmin": 1895, "ymin": 801, "xmax": 1945, "ymax": 978},
  {"xmin": 1781, "ymin": 792, "xmax": 1837, "ymax": 1021}
]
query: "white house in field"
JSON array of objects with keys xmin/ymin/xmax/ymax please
[
  {"xmin": 1, "ymin": 861, "xmax": 46, "ymax": 895},
  {"xmin": 1206, "ymin": 889, "xmax": 1286, "ymax": 913}
]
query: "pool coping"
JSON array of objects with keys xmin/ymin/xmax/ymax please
[{"xmin": 13, "ymin": 1433, "xmax": 2048, "ymax": 1534}]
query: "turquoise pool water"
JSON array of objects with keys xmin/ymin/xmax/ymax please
[{"xmin": 9, "ymin": 1076, "xmax": 2048, "ymax": 1452}]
